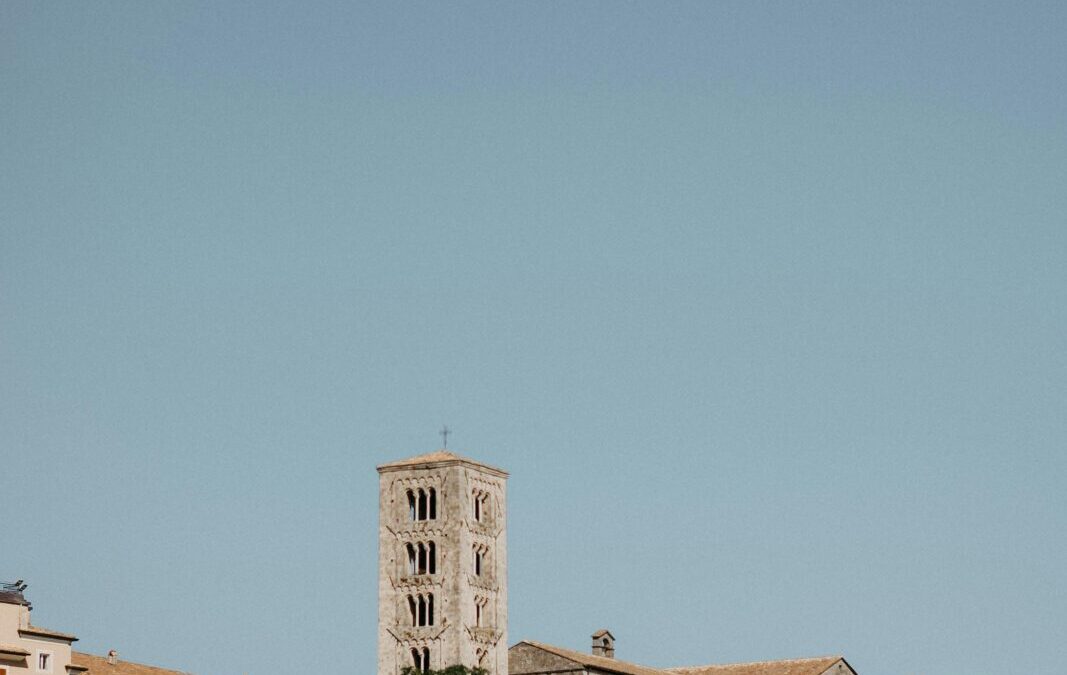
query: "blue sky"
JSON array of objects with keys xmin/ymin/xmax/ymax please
[{"xmin": 2, "ymin": 3, "xmax": 1065, "ymax": 675}]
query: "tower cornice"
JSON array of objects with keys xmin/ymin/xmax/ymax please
[{"xmin": 377, "ymin": 450, "xmax": 509, "ymax": 478}]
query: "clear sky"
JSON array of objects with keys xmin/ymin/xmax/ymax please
[{"xmin": 2, "ymin": 3, "xmax": 1065, "ymax": 675}]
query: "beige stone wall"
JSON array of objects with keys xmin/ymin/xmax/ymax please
[
  {"xmin": 0, "ymin": 601, "xmax": 75, "ymax": 675},
  {"xmin": 377, "ymin": 454, "xmax": 508, "ymax": 675}
]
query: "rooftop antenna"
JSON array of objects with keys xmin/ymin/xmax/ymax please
[{"xmin": 440, "ymin": 425, "xmax": 451, "ymax": 448}]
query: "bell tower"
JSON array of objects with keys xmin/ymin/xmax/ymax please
[{"xmin": 377, "ymin": 451, "xmax": 508, "ymax": 675}]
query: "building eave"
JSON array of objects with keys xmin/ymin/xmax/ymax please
[{"xmin": 19, "ymin": 626, "xmax": 78, "ymax": 643}]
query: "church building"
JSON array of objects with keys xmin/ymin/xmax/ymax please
[{"xmin": 377, "ymin": 451, "xmax": 858, "ymax": 675}]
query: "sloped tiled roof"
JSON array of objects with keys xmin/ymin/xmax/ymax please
[
  {"xmin": 666, "ymin": 656, "xmax": 844, "ymax": 675},
  {"xmin": 512, "ymin": 642, "xmax": 845, "ymax": 675},
  {"xmin": 377, "ymin": 450, "xmax": 508, "ymax": 476},
  {"xmin": 516, "ymin": 641, "xmax": 665, "ymax": 675},
  {"xmin": 71, "ymin": 652, "xmax": 189, "ymax": 675}
]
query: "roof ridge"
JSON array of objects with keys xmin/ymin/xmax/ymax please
[
  {"xmin": 521, "ymin": 640, "xmax": 666, "ymax": 675},
  {"xmin": 668, "ymin": 656, "xmax": 842, "ymax": 671},
  {"xmin": 72, "ymin": 651, "xmax": 188, "ymax": 674}
]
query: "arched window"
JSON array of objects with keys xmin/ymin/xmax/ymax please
[
  {"xmin": 422, "ymin": 648, "xmax": 430, "ymax": 672},
  {"xmin": 474, "ymin": 546, "xmax": 483, "ymax": 576},
  {"xmin": 428, "ymin": 541, "xmax": 436, "ymax": 574},
  {"xmin": 407, "ymin": 595, "xmax": 417, "ymax": 627},
  {"xmin": 406, "ymin": 543, "xmax": 416, "ymax": 576},
  {"xmin": 417, "ymin": 542, "xmax": 427, "ymax": 574},
  {"xmin": 427, "ymin": 593, "xmax": 434, "ymax": 626},
  {"xmin": 417, "ymin": 595, "xmax": 426, "ymax": 626},
  {"xmin": 475, "ymin": 598, "xmax": 482, "ymax": 627},
  {"xmin": 409, "ymin": 486, "xmax": 439, "ymax": 521},
  {"xmin": 411, "ymin": 648, "xmax": 422, "ymax": 671},
  {"xmin": 473, "ymin": 491, "xmax": 490, "ymax": 522}
]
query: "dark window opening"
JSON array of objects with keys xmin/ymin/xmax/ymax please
[
  {"xmin": 417, "ymin": 488, "xmax": 427, "ymax": 520},
  {"xmin": 474, "ymin": 548, "xmax": 482, "ymax": 576}
]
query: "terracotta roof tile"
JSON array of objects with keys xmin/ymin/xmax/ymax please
[
  {"xmin": 71, "ymin": 652, "xmax": 189, "ymax": 675},
  {"xmin": 513, "ymin": 642, "xmax": 846, "ymax": 675},
  {"xmin": 517, "ymin": 641, "xmax": 665, "ymax": 675},
  {"xmin": 666, "ymin": 656, "xmax": 844, "ymax": 675}
]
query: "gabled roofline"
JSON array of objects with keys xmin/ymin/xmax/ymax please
[
  {"xmin": 512, "ymin": 640, "xmax": 663, "ymax": 675},
  {"xmin": 834, "ymin": 657, "xmax": 857, "ymax": 675},
  {"xmin": 666, "ymin": 656, "xmax": 844, "ymax": 672},
  {"xmin": 71, "ymin": 651, "xmax": 191, "ymax": 675}
]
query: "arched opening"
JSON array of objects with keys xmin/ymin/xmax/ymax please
[
  {"xmin": 427, "ymin": 593, "xmax": 434, "ymax": 625},
  {"xmin": 407, "ymin": 595, "xmax": 417, "ymax": 626},
  {"xmin": 422, "ymin": 648, "xmax": 430, "ymax": 672},
  {"xmin": 428, "ymin": 487, "xmax": 437, "ymax": 519},
  {"xmin": 408, "ymin": 490, "xmax": 416, "ymax": 521},
  {"xmin": 417, "ymin": 542, "xmax": 427, "ymax": 574},
  {"xmin": 428, "ymin": 541, "xmax": 436, "ymax": 574},
  {"xmin": 473, "ymin": 491, "xmax": 481, "ymax": 521},
  {"xmin": 474, "ymin": 546, "xmax": 483, "ymax": 576},
  {"xmin": 417, "ymin": 488, "xmax": 427, "ymax": 520},
  {"xmin": 417, "ymin": 595, "xmax": 426, "ymax": 626},
  {"xmin": 406, "ymin": 543, "xmax": 416, "ymax": 576},
  {"xmin": 411, "ymin": 648, "xmax": 422, "ymax": 671}
]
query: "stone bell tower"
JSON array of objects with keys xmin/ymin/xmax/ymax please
[{"xmin": 377, "ymin": 451, "xmax": 508, "ymax": 675}]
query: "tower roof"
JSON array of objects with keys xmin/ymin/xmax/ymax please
[{"xmin": 376, "ymin": 450, "xmax": 508, "ymax": 477}]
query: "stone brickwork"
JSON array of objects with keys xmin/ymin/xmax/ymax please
[{"xmin": 378, "ymin": 451, "xmax": 508, "ymax": 675}]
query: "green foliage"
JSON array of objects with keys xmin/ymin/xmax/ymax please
[{"xmin": 401, "ymin": 666, "xmax": 488, "ymax": 675}]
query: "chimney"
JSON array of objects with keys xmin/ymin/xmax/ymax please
[
  {"xmin": 107, "ymin": 650, "xmax": 118, "ymax": 665},
  {"xmin": 591, "ymin": 629, "xmax": 615, "ymax": 658}
]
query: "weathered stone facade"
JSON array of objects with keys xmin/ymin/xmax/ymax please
[
  {"xmin": 377, "ymin": 452, "xmax": 859, "ymax": 675},
  {"xmin": 377, "ymin": 451, "xmax": 509, "ymax": 675}
]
